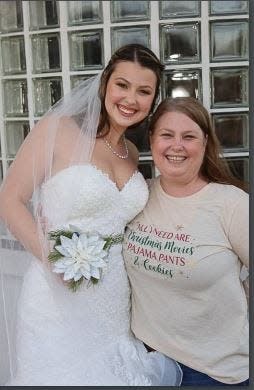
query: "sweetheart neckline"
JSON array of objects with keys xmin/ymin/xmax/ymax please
[{"xmin": 41, "ymin": 164, "xmax": 142, "ymax": 193}]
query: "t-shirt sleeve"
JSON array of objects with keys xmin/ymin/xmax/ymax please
[{"xmin": 228, "ymin": 193, "xmax": 249, "ymax": 269}]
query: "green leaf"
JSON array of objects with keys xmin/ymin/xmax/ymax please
[
  {"xmin": 48, "ymin": 230, "xmax": 74, "ymax": 241},
  {"xmin": 48, "ymin": 251, "xmax": 63, "ymax": 263},
  {"xmin": 102, "ymin": 234, "xmax": 124, "ymax": 250},
  {"xmin": 103, "ymin": 237, "xmax": 112, "ymax": 250},
  {"xmin": 68, "ymin": 277, "xmax": 84, "ymax": 292},
  {"xmin": 91, "ymin": 277, "xmax": 99, "ymax": 284}
]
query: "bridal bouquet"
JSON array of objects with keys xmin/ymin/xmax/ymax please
[{"xmin": 48, "ymin": 225, "xmax": 123, "ymax": 292}]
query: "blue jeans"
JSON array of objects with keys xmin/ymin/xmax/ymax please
[{"xmin": 177, "ymin": 362, "xmax": 249, "ymax": 386}]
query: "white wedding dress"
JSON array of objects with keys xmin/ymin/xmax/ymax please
[{"xmin": 8, "ymin": 164, "xmax": 182, "ymax": 386}]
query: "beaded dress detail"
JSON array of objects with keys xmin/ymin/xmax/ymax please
[{"xmin": 8, "ymin": 165, "xmax": 181, "ymax": 386}]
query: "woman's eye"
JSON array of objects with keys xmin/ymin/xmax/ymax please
[
  {"xmin": 161, "ymin": 133, "xmax": 173, "ymax": 137},
  {"xmin": 117, "ymin": 82, "xmax": 127, "ymax": 89},
  {"xmin": 139, "ymin": 89, "xmax": 151, "ymax": 95},
  {"xmin": 184, "ymin": 135, "xmax": 195, "ymax": 139}
]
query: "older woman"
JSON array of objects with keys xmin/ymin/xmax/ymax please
[{"xmin": 123, "ymin": 97, "xmax": 249, "ymax": 386}]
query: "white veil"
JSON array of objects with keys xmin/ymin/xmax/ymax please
[
  {"xmin": 0, "ymin": 73, "xmax": 101, "ymax": 384},
  {"xmin": 0, "ymin": 42, "xmax": 166, "ymax": 384}
]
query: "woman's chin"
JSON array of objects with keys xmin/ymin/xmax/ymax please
[
  {"xmin": 160, "ymin": 167, "xmax": 186, "ymax": 179},
  {"xmin": 160, "ymin": 171, "xmax": 190, "ymax": 184}
]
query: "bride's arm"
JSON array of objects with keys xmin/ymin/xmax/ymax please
[{"xmin": 0, "ymin": 119, "xmax": 51, "ymax": 261}]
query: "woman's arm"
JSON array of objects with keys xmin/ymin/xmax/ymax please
[
  {"xmin": 0, "ymin": 119, "xmax": 51, "ymax": 261},
  {"xmin": 228, "ymin": 193, "xmax": 249, "ymax": 269}
]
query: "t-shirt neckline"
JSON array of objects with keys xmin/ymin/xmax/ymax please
[{"xmin": 156, "ymin": 176, "xmax": 213, "ymax": 201}]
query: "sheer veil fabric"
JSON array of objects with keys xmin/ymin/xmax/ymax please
[
  {"xmin": 0, "ymin": 74, "xmax": 102, "ymax": 383},
  {"xmin": 0, "ymin": 58, "xmax": 182, "ymax": 385}
]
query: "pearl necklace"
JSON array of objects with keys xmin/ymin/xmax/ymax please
[{"xmin": 103, "ymin": 136, "xmax": 129, "ymax": 159}]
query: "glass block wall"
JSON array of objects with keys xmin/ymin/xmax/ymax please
[{"xmin": 0, "ymin": 0, "xmax": 249, "ymax": 183}]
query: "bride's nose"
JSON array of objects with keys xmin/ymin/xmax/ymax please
[{"xmin": 124, "ymin": 89, "xmax": 137, "ymax": 105}]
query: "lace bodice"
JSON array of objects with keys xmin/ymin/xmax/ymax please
[
  {"xmin": 9, "ymin": 164, "xmax": 181, "ymax": 386},
  {"xmin": 28, "ymin": 164, "xmax": 149, "ymax": 346},
  {"xmin": 40, "ymin": 164, "xmax": 149, "ymax": 235}
]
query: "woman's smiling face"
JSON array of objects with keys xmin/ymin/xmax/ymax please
[
  {"xmin": 150, "ymin": 111, "xmax": 207, "ymax": 184},
  {"xmin": 105, "ymin": 61, "xmax": 157, "ymax": 132}
]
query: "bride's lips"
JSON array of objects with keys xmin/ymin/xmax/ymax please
[{"xmin": 117, "ymin": 104, "xmax": 137, "ymax": 117}]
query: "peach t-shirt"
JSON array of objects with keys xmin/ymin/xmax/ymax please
[{"xmin": 123, "ymin": 178, "xmax": 249, "ymax": 384}]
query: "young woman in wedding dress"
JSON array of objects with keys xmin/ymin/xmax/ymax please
[{"xmin": 0, "ymin": 44, "xmax": 182, "ymax": 386}]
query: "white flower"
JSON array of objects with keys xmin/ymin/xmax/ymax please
[{"xmin": 53, "ymin": 232, "xmax": 108, "ymax": 282}]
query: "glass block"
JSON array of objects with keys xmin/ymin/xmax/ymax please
[
  {"xmin": 67, "ymin": 1, "xmax": 102, "ymax": 25},
  {"xmin": 212, "ymin": 113, "xmax": 248, "ymax": 150},
  {"xmin": 160, "ymin": 22, "xmax": 200, "ymax": 64},
  {"xmin": 159, "ymin": 1, "xmax": 200, "ymax": 19},
  {"xmin": 0, "ymin": 220, "xmax": 8, "ymax": 235},
  {"xmin": 210, "ymin": 1, "xmax": 248, "ymax": 15},
  {"xmin": 0, "ymin": 0, "xmax": 23, "ymax": 33},
  {"xmin": 31, "ymin": 33, "xmax": 61, "ymax": 73},
  {"xmin": 1, "ymin": 36, "xmax": 26, "ymax": 75},
  {"xmin": 69, "ymin": 30, "xmax": 103, "ymax": 70},
  {"xmin": 111, "ymin": 1, "xmax": 150, "ymax": 22},
  {"xmin": 138, "ymin": 161, "xmax": 155, "ymax": 179},
  {"xmin": 210, "ymin": 20, "xmax": 249, "ymax": 62},
  {"xmin": 111, "ymin": 26, "xmax": 150, "ymax": 52},
  {"xmin": 5, "ymin": 122, "xmax": 30, "ymax": 158},
  {"xmin": 70, "ymin": 75, "xmax": 94, "ymax": 89},
  {"xmin": 33, "ymin": 77, "xmax": 62, "ymax": 116},
  {"xmin": 163, "ymin": 70, "xmax": 202, "ymax": 100},
  {"xmin": 0, "ymin": 161, "xmax": 3, "ymax": 184},
  {"xmin": 211, "ymin": 68, "xmax": 248, "ymax": 108},
  {"xmin": 29, "ymin": 1, "xmax": 59, "ymax": 30},
  {"xmin": 125, "ymin": 119, "xmax": 150, "ymax": 153},
  {"xmin": 3, "ymin": 80, "xmax": 28, "ymax": 117},
  {"xmin": 227, "ymin": 157, "xmax": 249, "ymax": 182},
  {"xmin": 6, "ymin": 160, "xmax": 14, "ymax": 173}
]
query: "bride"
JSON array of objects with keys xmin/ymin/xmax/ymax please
[{"xmin": 0, "ymin": 44, "xmax": 182, "ymax": 386}]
